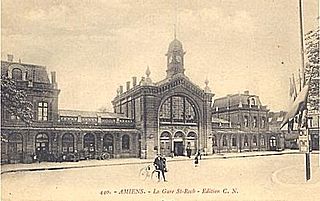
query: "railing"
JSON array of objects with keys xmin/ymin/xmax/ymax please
[{"xmin": 58, "ymin": 117, "xmax": 135, "ymax": 128}]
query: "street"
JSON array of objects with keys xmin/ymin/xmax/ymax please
[{"xmin": 2, "ymin": 154, "xmax": 320, "ymax": 201}]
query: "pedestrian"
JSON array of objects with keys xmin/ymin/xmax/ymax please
[
  {"xmin": 194, "ymin": 155, "xmax": 199, "ymax": 167},
  {"xmin": 153, "ymin": 154, "xmax": 167, "ymax": 182},
  {"xmin": 196, "ymin": 149, "xmax": 202, "ymax": 160}
]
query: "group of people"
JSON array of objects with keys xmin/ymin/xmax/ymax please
[{"xmin": 153, "ymin": 150, "xmax": 202, "ymax": 182}]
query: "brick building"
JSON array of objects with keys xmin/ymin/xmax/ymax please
[
  {"xmin": 1, "ymin": 38, "xmax": 283, "ymax": 164},
  {"xmin": 212, "ymin": 92, "xmax": 284, "ymax": 152}
]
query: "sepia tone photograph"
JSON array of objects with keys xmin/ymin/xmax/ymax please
[{"xmin": 1, "ymin": 0, "xmax": 319, "ymax": 201}]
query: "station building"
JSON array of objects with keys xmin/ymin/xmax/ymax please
[{"xmin": 1, "ymin": 38, "xmax": 283, "ymax": 163}]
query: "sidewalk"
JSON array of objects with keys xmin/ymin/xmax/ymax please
[{"xmin": 1, "ymin": 150, "xmax": 305, "ymax": 175}]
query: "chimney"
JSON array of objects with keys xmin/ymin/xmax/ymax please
[
  {"xmin": 51, "ymin": 71, "xmax": 58, "ymax": 89},
  {"xmin": 244, "ymin": 90, "xmax": 249, "ymax": 95},
  {"xmin": 132, "ymin": 76, "xmax": 137, "ymax": 87},
  {"xmin": 119, "ymin": 85, "xmax": 123, "ymax": 94},
  {"xmin": 126, "ymin": 81, "xmax": 130, "ymax": 91},
  {"xmin": 7, "ymin": 54, "xmax": 13, "ymax": 62}
]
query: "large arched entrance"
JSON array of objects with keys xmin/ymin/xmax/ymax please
[
  {"xmin": 83, "ymin": 133, "xmax": 95, "ymax": 159},
  {"xmin": 8, "ymin": 133, "xmax": 23, "ymax": 163},
  {"xmin": 160, "ymin": 132, "xmax": 172, "ymax": 156},
  {"xmin": 103, "ymin": 134, "xmax": 114, "ymax": 154},
  {"xmin": 158, "ymin": 95, "xmax": 199, "ymax": 157},
  {"xmin": 35, "ymin": 133, "xmax": 49, "ymax": 161}
]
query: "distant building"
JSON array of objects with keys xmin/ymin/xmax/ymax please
[{"xmin": 212, "ymin": 92, "xmax": 284, "ymax": 152}]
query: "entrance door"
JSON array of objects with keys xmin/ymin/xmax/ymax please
[
  {"xmin": 174, "ymin": 142, "xmax": 184, "ymax": 156},
  {"xmin": 269, "ymin": 136, "xmax": 277, "ymax": 151},
  {"xmin": 35, "ymin": 133, "xmax": 49, "ymax": 161}
]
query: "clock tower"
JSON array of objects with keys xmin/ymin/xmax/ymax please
[{"xmin": 166, "ymin": 37, "xmax": 186, "ymax": 78}]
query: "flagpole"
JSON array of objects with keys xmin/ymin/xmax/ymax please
[
  {"xmin": 299, "ymin": 0, "xmax": 305, "ymax": 86},
  {"xmin": 298, "ymin": 0, "xmax": 311, "ymax": 181}
]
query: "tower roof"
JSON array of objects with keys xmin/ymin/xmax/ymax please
[{"xmin": 168, "ymin": 38, "xmax": 183, "ymax": 52}]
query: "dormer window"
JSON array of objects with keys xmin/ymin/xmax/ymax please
[
  {"xmin": 38, "ymin": 101, "xmax": 48, "ymax": 121},
  {"xmin": 250, "ymin": 98, "xmax": 256, "ymax": 106},
  {"xmin": 12, "ymin": 68, "xmax": 23, "ymax": 80}
]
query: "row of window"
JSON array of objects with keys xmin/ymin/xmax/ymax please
[
  {"xmin": 243, "ymin": 116, "xmax": 266, "ymax": 128},
  {"xmin": 212, "ymin": 135, "xmax": 267, "ymax": 147},
  {"xmin": 3, "ymin": 133, "xmax": 132, "ymax": 154}
]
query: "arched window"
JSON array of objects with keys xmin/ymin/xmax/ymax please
[
  {"xmin": 103, "ymin": 134, "xmax": 114, "ymax": 153},
  {"xmin": 62, "ymin": 133, "xmax": 74, "ymax": 153},
  {"xmin": 122, "ymin": 135, "xmax": 130, "ymax": 150},
  {"xmin": 174, "ymin": 132, "xmax": 185, "ymax": 139},
  {"xmin": 222, "ymin": 135, "xmax": 227, "ymax": 146},
  {"xmin": 12, "ymin": 68, "xmax": 23, "ymax": 80},
  {"xmin": 159, "ymin": 96, "xmax": 197, "ymax": 123},
  {"xmin": 83, "ymin": 133, "xmax": 95, "ymax": 152},
  {"xmin": 35, "ymin": 133, "xmax": 49, "ymax": 153},
  {"xmin": 244, "ymin": 135, "xmax": 249, "ymax": 146},
  {"xmin": 232, "ymin": 135, "xmax": 237, "ymax": 146},
  {"xmin": 253, "ymin": 135, "xmax": 257, "ymax": 146}
]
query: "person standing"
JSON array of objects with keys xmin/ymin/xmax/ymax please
[
  {"xmin": 194, "ymin": 155, "xmax": 199, "ymax": 167},
  {"xmin": 153, "ymin": 154, "xmax": 167, "ymax": 182}
]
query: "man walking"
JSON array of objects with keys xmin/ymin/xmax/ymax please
[{"xmin": 153, "ymin": 154, "xmax": 167, "ymax": 182}]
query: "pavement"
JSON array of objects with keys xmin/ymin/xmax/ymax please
[{"xmin": 1, "ymin": 149, "xmax": 308, "ymax": 175}]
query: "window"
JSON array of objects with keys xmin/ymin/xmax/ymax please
[
  {"xmin": 250, "ymin": 98, "xmax": 256, "ymax": 106},
  {"xmin": 253, "ymin": 135, "xmax": 257, "ymax": 146},
  {"xmin": 260, "ymin": 136, "xmax": 265, "ymax": 146},
  {"xmin": 38, "ymin": 102, "xmax": 48, "ymax": 121},
  {"xmin": 12, "ymin": 68, "xmax": 23, "ymax": 80},
  {"xmin": 222, "ymin": 135, "xmax": 227, "ymax": 146},
  {"xmin": 213, "ymin": 135, "xmax": 217, "ymax": 146},
  {"xmin": 122, "ymin": 135, "xmax": 130, "ymax": 150},
  {"xmin": 8, "ymin": 133, "xmax": 23, "ymax": 154},
  {"xmin": 232, "ymin": 135, "xmax": 237, "ymax": 146},
  {"xmin": 244, "ymin": 116, "xmax": 249, "ymax": 127},
  {"xmin": 159, "ymin": 96, "xmax": 196, "ymax": 123},
  {"xmin": 253, "ymin": 117, "xmax": 257, "ymax": 128},
  {"xmin": 244, "ymin": 135, "xmax": 249, "ymax": 146},
  {"xmin": 62, "ymin": 134, "xmax": 74, "ymax": 153},
  {"xmin": 261, "ymin": 117, "xmax": 266, "ymax": 128}
]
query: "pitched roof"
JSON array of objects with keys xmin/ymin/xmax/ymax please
[{"xmin": 58, "ymin": 109, "xmax": 129, "ymax": 119}]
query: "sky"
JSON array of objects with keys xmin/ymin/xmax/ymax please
[{"xmin": 1, "ymin": 0, "xmax": 318, "ymax": 112}]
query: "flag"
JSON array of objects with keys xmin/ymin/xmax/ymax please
[
  {"xmin": 287, "ymin": 77, "xmax": 298, "ymax": 132},
  {"xmin": 281, "ymin": 80, "xmax": 310, "ymax": 129}
]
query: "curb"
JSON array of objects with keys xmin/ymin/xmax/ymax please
[{"xmin": 1, "ymin": 151, "xmax": 301, "ymax": 175}]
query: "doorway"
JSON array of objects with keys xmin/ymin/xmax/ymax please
[{"xmin": 174, "ymin": 142, "xmax": 184, "ymax": 156}]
